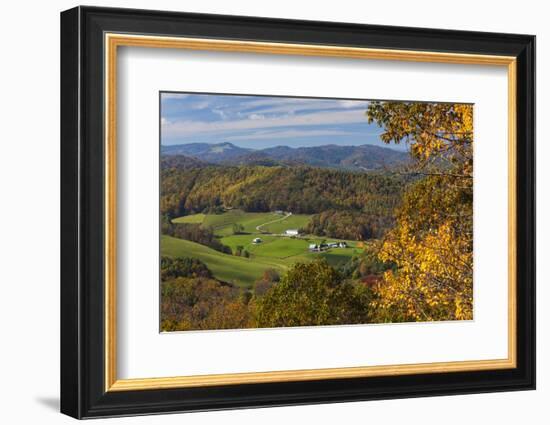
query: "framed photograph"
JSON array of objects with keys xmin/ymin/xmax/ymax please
[{"xmin": 60, "ymin": 6, "xmax": 535, "ymax": 419}]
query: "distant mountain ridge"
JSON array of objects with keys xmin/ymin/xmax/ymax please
[
  {"xmin": 161, "ymin": 142, "xmax": 409, "ymax": 171},
  {"xmin": 161, "ymin": 142, "xmax": 251, "ymax": 163}
]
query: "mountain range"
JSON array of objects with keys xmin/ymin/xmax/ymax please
[{"xmin": 161, "ymin": 142, "xmax": 409, "ymax": 171}]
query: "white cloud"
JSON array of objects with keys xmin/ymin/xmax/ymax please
[
  {"xmin": 162, "ymin": 109, "xmax": 370, "ymax": 138},
  {"xmin": 338, "ymin": 100, "xmax": 369, "ymax": 109},
  {"xmin": 161, "ymin": 93, "xmax": 189, "ymax": 100},
  {"xmin": 237, "ymin": 98, "xmax": 368, "ymax": 116},
  {"xmin": 190, "ymin": 100, "xmax": 211, "ymax": 110},
  {"xmin": 248, "ymin": 113, "xmax": 265, "ymax": 120},
  {"xmin": 237, "ymin": 97, "xmax": 309, "ymax": 110},
  {"xmin": 212, "ymin": 109, "xmax": 228, "ymax": 120},
  {"xmin": 226, "ymin": 129, "xmax": 354, "ymax": 141}
]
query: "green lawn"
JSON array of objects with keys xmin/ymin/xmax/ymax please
[
  {"xmin": 219, "ymin": 234, "xmax": 278, "ymax": 253},
  {"xmin": 251, "ymin": 237, "xmax": 311, "ymax": 258},
  {"xmin": 259, "ymin": 214, "xmax": 312, "ymax": 234},
  {"xmin": 161, "ymin": 235, "xmax": 287, "ymax": 288},
  {"xmin": 173, "ymin": 210, "xmax": 313, "ymax": 236},
  {"xmin": 202, "ymin": 210, "xmax": 281, "ymax": 236},
  {"xmin": 281, "ymin": 247, "xmax": 360, "ymax": 267},
  {"xmin": 318, "ymin": 249, "xmax": 362, "ymax": 266}
]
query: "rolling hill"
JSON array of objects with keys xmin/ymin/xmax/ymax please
[{"xmin": 161, "ymin": 235, "xmax": 288, "ymax": 287}]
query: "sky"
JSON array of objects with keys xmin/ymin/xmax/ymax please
[{"xmin": 160, "ymin": 92, "xmax": 404, "ymax": 150}]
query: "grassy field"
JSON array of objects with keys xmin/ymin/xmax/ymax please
[
  {"xmin": 174, "ymin": 210, "xmax": 312, "ymax": 236},
  {"xmin": 219, "ymin": 235, "xmax": 310, "ymax": 258},
  {"xmin": 167, "ymin": 210, "xmax": 362, "ymax": 286},
  {"xmin": 219, "ymin": 234, "xmax": 275, "ymax": 253},
  {"xmin": 204, "ymin": 210, "xmax": 282, "ymax": 236},
  {"xmin": 161, "ymin": 235, "xmax": 287, "ymax": 288},
  {"xmin": 251, "ymin": 238, "xmax": 310, "ymax": 258},
  {"xmin": 259, "ymin": 214, "xmax": 312, "ymax": 234}
]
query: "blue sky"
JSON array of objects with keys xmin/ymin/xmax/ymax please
[{"xmin": 160, "ymin": 92, "xmax": 404, "ymax": 151}]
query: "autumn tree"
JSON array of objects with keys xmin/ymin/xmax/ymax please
[
  {"xmin": 253, "ymin": 268, "xmax": 280, "ymax": 297},
  {"xmin": 255, "ymin": 261, "xmax": 371, "ymax": 327},
  {"xmin": 366, "ymin": 102, "xmax": 473, "ymax": 322},
  {"xmin": 160, "ymin": 256, "xmax": 212, "ymax": 281},
  {"xmin": 367, "ymin": 102, "xmax": 473, "ymax": 178},
  {"xmin": 161, "ymin": 277, "xmax": 253, "ymax": 331}
]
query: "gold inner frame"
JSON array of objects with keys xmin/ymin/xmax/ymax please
[{"xmin": 104, "ymin": 33, "xmax": 518, "ymax": 392}]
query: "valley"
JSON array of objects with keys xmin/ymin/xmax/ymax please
[{"xmin": 163, "ymin": 209, "xmax": 362, "ymax": 287}]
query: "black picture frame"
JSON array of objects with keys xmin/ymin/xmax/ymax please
[{"xmin": 61, "ymin": 5, "xmax": 536, "ymax": 419}]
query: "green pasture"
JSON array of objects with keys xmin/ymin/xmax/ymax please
[
  {"xmin": 172, "ymin": 210, "xmax": 313, "ymax": 237},
  {"xmin": 166, "ymin": 210, "xmax": 362, "ymax": 286},
  {"xmin": 317, "ymin": 248, "xmax": 362, "ymax": 266},
  {"xmin": 259, "ymin": 214, "xmax": 312, "ymax": 234},
  {"xmin": 219, "ymin": 234, "xmax": 278, "ymax": 253},
  {"xmin": 251, "ymin": 237, "xmax": 311, "ymax": 259},
  {"xmin": 204, "ymin": 210, "xmax": 281, "ymax": 236},
  {"xmin": 161, "ymin": 235, "xmax": 287, "ymax": 288}
]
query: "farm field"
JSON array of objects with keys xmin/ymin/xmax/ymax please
[
  {"xmin": 259, "ymin": 214, "xmax": 312, "ymax": 234},
  {"xmin": 166, "ymin": 210, "xmax": 363, "ymax": 286},
  {"xmin": 178, "ymin": 210, "xmax": 313, "ymax": 236},
  {"xmin": 221, "ymin": 235, "xmax": 312, "ymax": 259},
  {"xmin": 203, "ymin": 210, "xmax": 282, "ymax": 236},
  {"xmin": 161, "ymin": 235, "xmax": 287, "ymax": 288}
]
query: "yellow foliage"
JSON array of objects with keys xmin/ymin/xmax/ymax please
[
  {"xmin": 367, "ymin": 102, "xmax": 473, "ymax": 322},
  {"xmin": 375, "ymin": 219, "xmax": 473, "ymax": 321}
]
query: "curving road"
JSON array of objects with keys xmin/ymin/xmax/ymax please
[{"xmin": 256, "ymin": 212, "xmax": 292, "ymax": 233}]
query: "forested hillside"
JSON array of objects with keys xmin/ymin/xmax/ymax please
[{"xmin": 161, "ymin": 162, "xmax": 405, "ymax": 238}]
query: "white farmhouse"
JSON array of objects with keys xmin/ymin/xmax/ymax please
[{"xmin": 285, "ymin": 229, "xmax": 299, "ymax": 236}]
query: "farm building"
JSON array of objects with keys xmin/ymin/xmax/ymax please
[
  {"xmin": 252, "ymin": 238, "xmax": 262, "ymax": 244},
  {"xmin": 285, "ymin": 229, "xmax": 299, "ymax": 236},
  {"xmin": 309, "ymin": 243, "xmax": 329, "ymax": 252}
]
